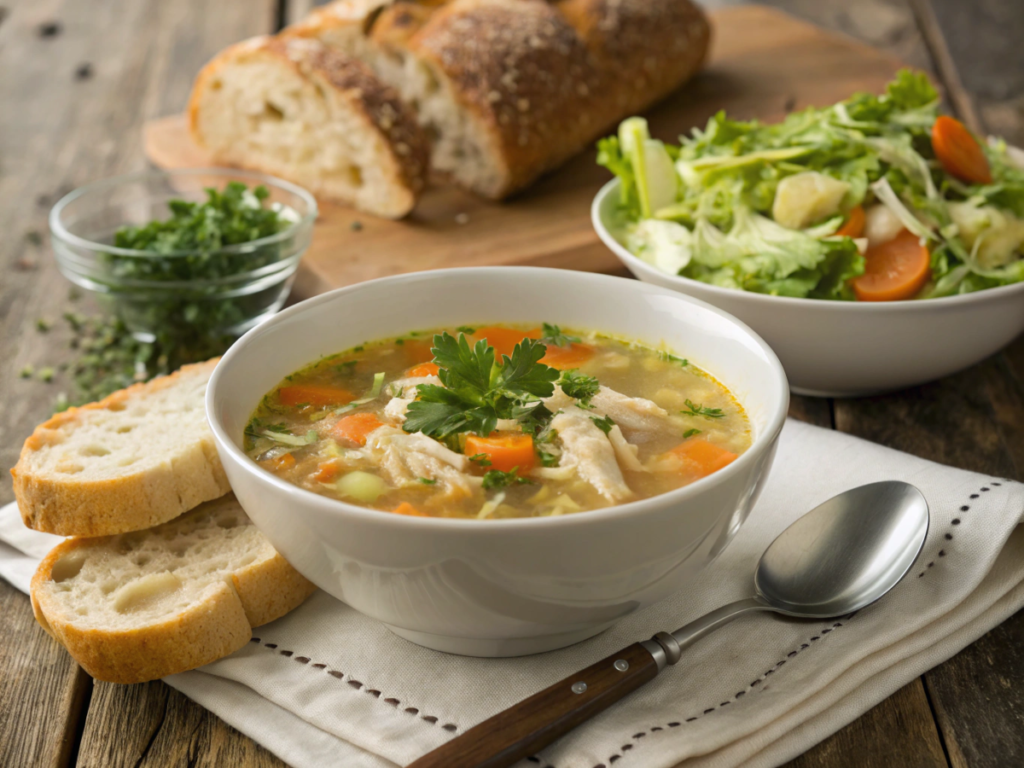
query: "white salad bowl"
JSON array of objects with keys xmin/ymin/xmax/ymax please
[
  {"xmin": 593, "ymin": 179, "xmax": 1024, "ymax": 397},
  {"xmin": 206, "ymin": 267, "xmax": 788, "ymax": 657}
]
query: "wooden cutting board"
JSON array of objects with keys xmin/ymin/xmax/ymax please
[{"xmin": 144, "ymin": 5, "xmax": 905, "ymax": 299}]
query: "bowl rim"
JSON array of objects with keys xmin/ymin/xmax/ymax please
[
  {"xmin": 592, "ymin": 177, "xmax": 1024, "ymax": 311},
  {"xmin": 49, "ymin": 167, "xmax": 318, "ymax": 259},
  {"xmin": 207, "ymin": 266, "xmax": 790, "ymax": 531}
]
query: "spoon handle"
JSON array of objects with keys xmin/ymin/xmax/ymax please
[{"xmin": 405, "ymin": 642, "xmax": 661, "ymax": 768}]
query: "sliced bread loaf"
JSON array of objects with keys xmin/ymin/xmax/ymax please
[
  {"xmin": 188, "ymin": 35, "xmax": 429, "ymax": 219},
  {"xmin": 286, "ymin": 0, "xmax": 710, "ymax": 199},
  {"xmin": 12, "ymin": 358, "xmax": 228, "ymax": 537},
  {"xmin": 31, "ymin": 494, "xmax": 317, "ymax": 684}
]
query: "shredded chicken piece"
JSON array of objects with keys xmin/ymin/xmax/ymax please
[
  {"xmin": 354, "ymin": 426, "xmax": 480, "ymax": 499},
  {"xmin": 607, "ymin": 425, "xmax": 646, "ymax": 472},
  {"xmin": 381, "ymin": 375, "xmax": 441, "ymax": 424},
  {"xmin": 589, "ymin": 387, "xmax": 671, "ymax": 441},
  {"xmin": 549, "ymin": 409, "xmax": 633, "ymax": 502}
]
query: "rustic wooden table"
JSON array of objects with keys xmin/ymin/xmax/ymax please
[{"xmin": 2, "ymin": 0, "xmax": 1022, "ymax": 766}]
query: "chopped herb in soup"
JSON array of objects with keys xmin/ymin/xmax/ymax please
[{"xmin": 245, "ymin": 325, "xmax": 751, "ymax": 519}]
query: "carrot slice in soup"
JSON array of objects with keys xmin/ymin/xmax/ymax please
[
  {"xmin": 261, "ymin": 453, "xmax": 296, "ymax": 472},
  {"xmin": 669, "ymin": 438, "xmax": 737, "ymax": 479},
  {"xmin": 852, "ymin": 229, "xmax": 931, "ymax": 302},
  {"xmin": 312, "ymin": 459, "xmax": 342, "ymax": 483},
  {"xmin": 407, "ymin": 362, "xmax": 440, "ymax": 378},
  {"xmin": 540, "ymin": 341, "xmax": 595, "ymax": 370},
  {"xmin": 465, "ymin": 433, "xmax": 535, "ymax": 474},
  {"xmin": 835, "ymin": 205, "xmax": 865, "ymax": 238},
  {"xmin": 392, "ymin": 502, "xmax": 428, "ymax": 517},
  {"xmin": 279, "ymin": 385, "xmax": 355, "ymax": 407},
  {"xmin": 932, "ymin": 115, "xmax": 992, "ymax": 185},
  {"xmin": 331, "ymin": 413, "xmax": 385, "ymax": 446},
  {"xmin": 469, "ymin": 327, "xmax": 535, "ymax": 358}
]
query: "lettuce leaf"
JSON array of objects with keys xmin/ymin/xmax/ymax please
[{"xmin": 598, "ymin": 67, "xmax": 1024, "ymax": 300}]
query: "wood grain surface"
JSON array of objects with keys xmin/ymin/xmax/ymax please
[
  {"xmin": 2, "ymin": 1, "xmax": 1023, "ymax": 767},
  {"xmin": 142, "ymin": 4, "xmax": 908, "ymax": 297}
]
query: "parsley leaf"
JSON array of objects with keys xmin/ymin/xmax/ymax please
[
  {"xmin": 590, "ymin": 414, "xmax": 616, "ymax": 434},
  {"xmin": 539, "ymin": 323, "xmax": 581, "ymax": 348},
  {"xmin": 403, "ymin": 332, "xmax": 558, "ymax": 439},
  {"xmin": 657, "ymin": 351, "xmax": 689, "ymax": 367},
  {"xmin": 482, "ymin": 468, "xmax": 534, "ymax": 490},
  {"xmin": 558, "ymin": 369, "xmax": 600, "ymax": 406},
  {"xmin": 468, "ymin": 453, "xmax": 492, "ymax": 467},
  {"xmin": 417, "ymin": 478, "xmax": 438, "ymax": 485},
  {"xmin": 681, "ymin": 399, "xmax": 725, "ymax": 419},
  {"xmin": 683, "ymin": 428, "xmax": 702, "ymax": 438}
]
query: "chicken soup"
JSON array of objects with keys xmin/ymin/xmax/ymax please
[{"xmin": 244, "ymin": 324, "xmax": 750, "ymax": 519}]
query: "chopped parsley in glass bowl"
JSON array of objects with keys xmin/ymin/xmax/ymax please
[{"xmin": 49, "ymin": 169, "xmax": 316, "ymax": 367}]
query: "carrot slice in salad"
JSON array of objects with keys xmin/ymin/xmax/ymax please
[
  {"xmin": 407, "ymin": 362, "xmax": 440, "ymax": 378},
  {"xmin": 465, "ymin": 433, "xmax": 535, "ymax": 474},
  {"xmin": 835, "ymin": 205, "xmax": 865, "ymax": 238},
  {"xmin": 279, "ymin": 385, "xmax": 355, "ymax": 407},
  {"xmin": 392, "ymin": 502, "xmax": 428, "ymax": 517},
  {"xmin": 331, "ymin": 413, "xmax": 385, "ymax": 446},
  {"xmin": 931, "ymin": 115, "xmax": 993, "ymax": 185},
  {"xmin": 668, "ymin": 439, "xmax": 737, "ymax": 479},
  {"xmin": 852, "ymin": 229, "xmax": 931, "ymax": 302}
]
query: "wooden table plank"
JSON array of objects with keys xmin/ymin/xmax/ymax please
[
  {"xmin": 0, "ymin": 0, "xmax": 280, "ymax": 766},
  {"xmin": 77, "ymin": 682, "xmax": 287, "ymax": 768}
]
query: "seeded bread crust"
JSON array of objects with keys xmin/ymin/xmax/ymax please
[
  {"xmin": 188, "ymin": 35, "xmax": 430, "ymax": 218},
  {"xmin": 11, "ymin": 359, "xmax": 229, "ymax": 538},
  {"xmin": 288, "ymin": 0, "xmax": 709, "ymax": 199},
  {"xmin": 31, "ymin": 495, "xmax": 317, "ymax": 684}
]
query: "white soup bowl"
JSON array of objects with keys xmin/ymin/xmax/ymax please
[{"xmin": 206, "ymin": 267, "xmax": 789, "ymax": 656}]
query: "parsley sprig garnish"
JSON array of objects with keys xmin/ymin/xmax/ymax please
[
  {"xmin": 539, "ymin": 323, "xmax": 581, "ymax": 348},
  {"xmin": 681, "ymin": 399, "xmax": 725, "ymax": 419},
  {"xmin": 403, "ymin": 332, "xmax": 559, "ymax": 439}
]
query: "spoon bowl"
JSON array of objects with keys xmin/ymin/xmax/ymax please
[{"xmin": 755, "ymin": 481, "xmax": 930, "ymax": 618}]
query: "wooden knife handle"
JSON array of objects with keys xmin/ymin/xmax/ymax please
[{"xmin": 406, "ymin": 642, "xmax": 660, "ymax": 768}]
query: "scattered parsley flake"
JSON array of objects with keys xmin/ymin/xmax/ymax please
[
  {"xmin": 456, "ymin": 325, "xmax": 476, "ymax": 335},
  {"xmin": 482, "ymin": 468, "xmax": 534, "ymax": 490},
  {"xmin": 417, "ymin": 478, "xmax": 438, "ymax": 485},
  {"xmin": 590, "ymin": 414, "xmax": 616, "ymax": 434},
  {"xmin": 558, "ymin": 369, "xmax": 599, "ymax": 406},
  {"xmin": 683, "ymin": 428, "xmax": 702, "ymax": 439},
  {"xmin": 36, "ymin": 318, "xmax": 52, "ymax": 332},
  {"xmin": 539, "ymin": 323, "xmax": 581, "ymax": 348},
  {"xmin": 681, "ymin": 399, "xmax": 725, "ymax": 419},
  {"xmin": 468, "ymin": 453, "xmax": 493, "ymax": 467}
]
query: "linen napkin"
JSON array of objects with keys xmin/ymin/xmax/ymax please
[{"xmin": 2, "ymin": 418, "xmax": 1023, "ymax": 768}]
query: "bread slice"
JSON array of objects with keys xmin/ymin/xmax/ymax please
[
  {"xmin": 11, "ymin": 359, "xmax": 229, "ymax": 538},
  {"xmin": 31, "ymin": 494, "xmax": 317, "ymax": 684},
  {"xmin": 188, "ymin": 35, "xmax": 430, "ymax": 219}
]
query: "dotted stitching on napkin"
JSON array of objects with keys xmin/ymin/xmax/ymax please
[
  {"xmin": 915, "ymin": 481, "xmax": 1004, "ymax": 578},
  {"xmin": 246, "ymin": 637, "xmax": 459, "ymax": 732},
  {"xmin": 587, "ymin": 615, "xmax": 857, "ymax": 768}
]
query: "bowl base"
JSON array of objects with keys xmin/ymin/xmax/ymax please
[{"xmin": 384, "ymin": 622, "xmax": 614, "ymax": 657}]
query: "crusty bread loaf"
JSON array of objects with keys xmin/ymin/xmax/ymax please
[
  {"xmin": 11, "ymin": 359, "xmax": 229, "ymax": 538},
  {"xmin": 31, "ymin": 494, "xmax": 317, "ymax": 684},
  {"xmin": 188, "ymin": 35, "xmax": 430, "ymax": 219},
  {"xmin": 287, "ymin": 0, "xmax": 710, "ymax": 199}
]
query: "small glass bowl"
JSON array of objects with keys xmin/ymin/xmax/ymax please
[{"xmin": 49, "ymin": 168, "xmax": 317, "ymax": 344}]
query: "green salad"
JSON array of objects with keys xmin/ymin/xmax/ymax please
[{"xmin": 597, "ymin": 70, "xmax": 1024, "ymax": 301}]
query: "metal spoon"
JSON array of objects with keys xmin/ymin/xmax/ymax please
[{"xmin": 407, "ymin": 481, "xmax": 929, "ymax": 768}]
